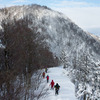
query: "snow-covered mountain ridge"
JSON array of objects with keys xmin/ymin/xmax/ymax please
[
  {"xmin": 0, "ymin": 4, "xmax": 100, "ymax": 99},
  {"xmin": 0, "ymin": 4, "xmax": 100, "ymax": 63}
]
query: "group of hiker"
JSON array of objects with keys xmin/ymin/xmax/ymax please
[{"xmin": 42, "ymin": 68, "xmax": 60, "ymax": 95}]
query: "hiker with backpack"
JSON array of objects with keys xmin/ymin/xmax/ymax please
[
  {"xmin": 54, "ymin": 83, "xmax": 60, "ymax": 95},
  {"xmin": 50, "ymin": 80, "xmax": 55, "ymax": 89},
  {"xmin": 45, "ymin": 68, "xmax": 48, "ymax": 73},
  {"xmin": 42, "ymin": 72, "xmax": 45, "ymax": 78},
  {"xmin": 46, "ymin": 75, "xmax": 49, "ymax": 83}
]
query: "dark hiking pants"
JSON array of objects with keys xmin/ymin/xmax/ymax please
[{"xmin": 55, "ymin": 89, "xmax": 59, "ymax": 95}]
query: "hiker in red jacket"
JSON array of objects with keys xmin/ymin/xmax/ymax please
[
  {"xmin": 46, "ymin": 75, "xmax": 49, "ymax": 83},
  {"xmin": 50, "ymin": 80, "xmax": 55, "ymax": 89},
  {"xmin": 42, "ymin": 72, "xmax": 45, "ymax": 78}
]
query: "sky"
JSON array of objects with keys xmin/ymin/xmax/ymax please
[{"xmin": 0, "ymin": 0, "xmax": 100, "ymax": 36}]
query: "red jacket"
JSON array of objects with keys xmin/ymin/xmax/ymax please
[
  {"xmin": 43, "ymin": 72, "xmax": 45, "ymax": 77},
  {"xmin": 50, "ymin": 80, "xmax": 54, "ymax": 87},
  {"xmin": 46, "ymin": 75, "xmax": 49, "ymax": 80}
]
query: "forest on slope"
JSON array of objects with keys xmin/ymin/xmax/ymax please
[{"xmin": 0, "ymin": 16, "xmax": 59, "ymax": 100}]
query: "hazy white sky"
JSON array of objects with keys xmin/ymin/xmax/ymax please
[
  {"xmin": 0, "ymin": 0, "xmax": 100, "ymax": 36},
  {"xmin": 50, "ymin": 1, "xmax": 100, "ymax": 36}
]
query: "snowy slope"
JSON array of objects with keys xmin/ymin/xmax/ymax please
[
  {"xmin": 0, "ymin": 4, "xmax": 100, "ymax": 61},
  {"xmin": 0, "ymin": 4, "xmax": 100, "ymax": 99},
  {"xmin": 39, "ymin": 66, "xmax": 77, "ymax": 100}
]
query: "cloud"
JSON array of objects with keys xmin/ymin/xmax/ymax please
[
  {"xmin": 12, "ymin": 0, "xmax": 28, "ymax": 3},
  {"xmin": 50, "ymin": 0, "xmax": 100, "ymax": 35},
  {"xmin": 53, "ymin": 7, "xmax": 100, "ymax": 29},
  {"xmin": 0, "ymin": 5, "xmax": 4, "ymax": 8}
]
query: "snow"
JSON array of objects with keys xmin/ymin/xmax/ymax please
[
  {"xmin": 0, "ymin": 5, "xmax": 100, "ymax": 99},
  {"xmin": 39, "ymin": 66, "xmax": 77, "ymax": 100},
  {"xmin": 0, "ymin": 40, "xmax": 5, "ymax": 48},
  {"xmin": 0, "ymin": 5, "xmax": 100, "ymax": 61}
]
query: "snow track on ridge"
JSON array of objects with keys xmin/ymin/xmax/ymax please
[{"xmin": 39, "ymin": 66, "xmax": 77, "ymax": 100}]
